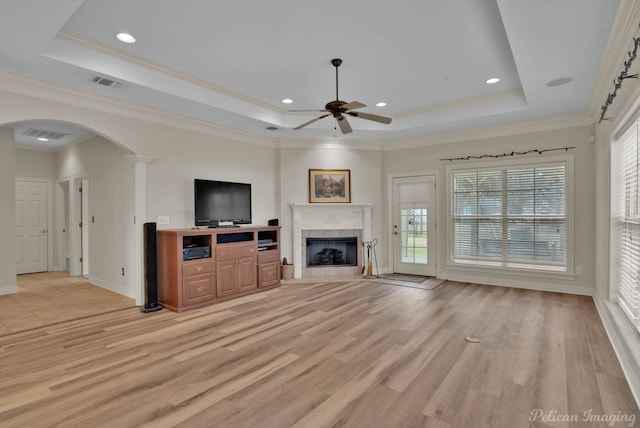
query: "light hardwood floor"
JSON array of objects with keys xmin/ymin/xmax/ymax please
[
  {"xmin": 0, "ymin": 279, "xmax": 637, "ymax": 427},
  {"xmin": 0, "ymin": 272, "xmax": 135, "ymax": 335}
]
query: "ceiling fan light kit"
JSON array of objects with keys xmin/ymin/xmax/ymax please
[{"xmin": 292, "ymin": 58, "xmax": 392, "ymax": 135}]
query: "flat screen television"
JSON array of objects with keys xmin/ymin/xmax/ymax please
[{"xmin": 194, "ymin": 179, "xmax": 252, "ymax": 227}]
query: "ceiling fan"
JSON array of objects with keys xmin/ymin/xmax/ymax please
[{"xmin": 291, "ymin": 58, "xmax": 392, "ymax": 134}]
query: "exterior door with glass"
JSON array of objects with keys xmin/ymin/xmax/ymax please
[{"xmin": 392, "ymin": 175, "xmax": 436, "ymax": 276}]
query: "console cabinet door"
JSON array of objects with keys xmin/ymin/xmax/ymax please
[
  {"xmin": 237, "ymin": 258, "xmax": 257, "ymax": 292},
  {"xmin": 216, "ymin": 260, "xmax": 238, "ymax": 297},
  {"xmin": 259, "ymin": 262, "xmax": 280, "ymax": 287}
]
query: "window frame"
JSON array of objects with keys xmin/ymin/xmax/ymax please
[
  {"xmin": 446, "ymin": 155, "xmax": 575, "ymax": 274},
  {"xmin": 611, "ymin": 119, "xmax": 640, "ymax": 332}
]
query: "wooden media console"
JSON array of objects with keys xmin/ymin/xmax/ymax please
[{"xmin": 157, "ymin": 226, "xmax": 280, "ymax": 311}]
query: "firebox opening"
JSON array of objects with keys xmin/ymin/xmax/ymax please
[{"xmin": 306, "ymin": 237, "xmax": 358, "ymax": 267}]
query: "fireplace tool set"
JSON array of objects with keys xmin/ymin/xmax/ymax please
[{"xmin": 362, "ymin": 239, "xmax": 379, "ymax": 279}]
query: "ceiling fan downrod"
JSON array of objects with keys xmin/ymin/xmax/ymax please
[{"xmin": 332, "ymin": 58, "xmax": 342, "ymax": 101}]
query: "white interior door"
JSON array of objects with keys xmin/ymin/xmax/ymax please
[
  {"xmin": 16, "ymin": 180, "xmax": 48, "ymax": 274},
  {"xmin": 392, "ymin": 176, "xmax": 436, "ymax": 276}
]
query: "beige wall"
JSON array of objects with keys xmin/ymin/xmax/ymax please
[
  {"xmin": 57, "ymin": 135, "xmax": 136, "ymax": 297},
  {"xmin": 278, "ymin": 146, "xmax": 382, "ymax": 264},
  {"xmin": 0, "ymin": 127, "xmax": 17, "ymax": 293},
  {"xmin": 383, "ymin": 125, "xmax": 595, "ymax": 294}
]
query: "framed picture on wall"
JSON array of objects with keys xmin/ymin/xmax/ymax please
[{"xmin": 309, "ymin": 169, "xmax": 351, "ymax": 203}]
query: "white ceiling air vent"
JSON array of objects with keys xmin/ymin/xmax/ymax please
[
  {"xmin": 91, "ymin": 76, "xmax": 119, "ymax": 87},
  {"xmin": 21, "ymin": 128, "xmax": 69, "ymax": 140}
]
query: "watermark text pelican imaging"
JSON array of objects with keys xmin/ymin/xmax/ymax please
[{"xmin": 529, "ymin": 409, "xmax": 636, "ymax": 427}]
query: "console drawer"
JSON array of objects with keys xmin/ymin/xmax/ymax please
[
  {"xmin": 183, "ymin": 273, "xmax": 214, "ymax": 305},
  {"xmin": 183, "ymin": 261, "xmax": 214, "ymax": 276},
  {"xmin": 258, "ymin": 250, "xmax": 279, "ymax": 264},
  {"xmin": 216, "ymin": 243, "xmax": 256, "ymax": 261}
]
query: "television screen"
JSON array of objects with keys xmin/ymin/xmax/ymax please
[{"xmin": 194, "ymin": 179, "xmax": 252, "ymax": 227}]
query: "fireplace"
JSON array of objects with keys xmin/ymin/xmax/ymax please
[
  {"xmin": 291, "ymin": 203, "xmax": 372, "ymax": 278},
  {"xmin": 301, "ymin": 229, "xmax": 362, "ymax": 277},
  {"xmin": 306, "ymin": 237, "xmax": 358, "ymax": 267}
]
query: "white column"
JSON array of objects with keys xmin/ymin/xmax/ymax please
[{"xmin": 126, "ymin": 154, "xmax": 154, "ymax": 306}]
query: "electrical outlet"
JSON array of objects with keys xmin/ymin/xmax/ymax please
[
  {"xmin": 121, "ymin": 267, "xmax": 125, "ymax": 276},
  {"xmin": 157, "ymin": 216, "xmax": 170, "ymax": 225},
  {"xmin": 576, "ymin": 266, "xmax": 582, "ymax": 275}
]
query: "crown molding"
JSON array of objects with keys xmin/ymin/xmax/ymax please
[
  {"xmin": 0, "ymin": 71, "xmax": 595, "ymax": 154},
  {"xmin": 126, "ymin": 154, "xmax": 154, "ymax": 164},
  {"xmin": 14, "ymin": 145, "xmax": 58, "ymax": 154},
  {"xmin": 277, "ymin": 137, "xmax": 383, "ymax": 151},
  {"xmin": 382, "ymin": 112, "xmax": 594, "ymax": 151},
  {"xmin": 588, "ymin": 0, "xmax": 640, "ymax": 120},
  {"xmin": 0, "ymin": 70, "xmax": 278, "ymax": 148}
]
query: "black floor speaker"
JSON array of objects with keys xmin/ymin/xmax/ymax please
[{"xmin": 141, "ymin": 222, "xmax": 162, "ymax": 313}]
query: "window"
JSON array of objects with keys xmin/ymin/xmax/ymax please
[
  {"xmin": 450, "ymin": 161, "xmax": 568, "ymax": 271},
  {"xmin": 613, "ymin": 120, "xmax": 640, "ymax": 331}
]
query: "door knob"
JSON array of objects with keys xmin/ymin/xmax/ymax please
[{"xmin": 40, "ymin": 229, "xmax": 48, "ymax": 234}]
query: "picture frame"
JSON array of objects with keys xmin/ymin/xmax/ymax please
[{"xmin": 309, "ymin": 169, "xmax": 351, "ymax": 203}]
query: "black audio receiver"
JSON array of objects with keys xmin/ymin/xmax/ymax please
[{"xmin": 183, "ymin": 245, "xmax": 211, "ymax": 261}]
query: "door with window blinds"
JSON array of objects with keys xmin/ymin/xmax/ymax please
[{"xmin": 613, "ymin": 121, "xmax": 640, "ymax": 331}]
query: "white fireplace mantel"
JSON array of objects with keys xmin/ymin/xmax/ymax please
[{"xmin": 291, "ymin": 203, "xmax": 372, "ymax": 278}]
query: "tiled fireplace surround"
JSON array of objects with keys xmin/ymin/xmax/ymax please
[{"xmin": 291, "ymin": 203, "xmax": 372, "ymax": 278}]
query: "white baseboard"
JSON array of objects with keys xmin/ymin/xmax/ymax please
[
  {"xmin": 593, "ymin": 295, "xmax": 640, "ymax": 409},
  {"xmin": 0, "ymin": 284, "xmax": 18, "ymax": 295},
  {"xmin": 88, "ymin": 276, "xmax": 137, "ymax": 302},
  {"xmin": 440, "ymin": 272, "xmax": 593, "ymax": 296}
]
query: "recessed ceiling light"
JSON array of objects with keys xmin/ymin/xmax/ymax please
[
  {"xmin": 546, "ymin": 77, "xmax": 573, "ymax": 87},
  {"xmin": 282, "ymin": 98, "xmax": 293, "ymax": 104},
  {"xmin": 37, "ymin": 138, "xmax": 49, "ymax": 142},
  {"xmin": 376, "ymin": 102, "xmax": 387, "ymax": 107},
  {"xmin": 485, "ymin": 77, "xmax": 501, "ymax": 84},
  {"xmin": 116, "ymin": 32, "xmax": 136, "ymax": 44}
]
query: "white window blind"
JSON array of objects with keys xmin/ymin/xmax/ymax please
[
  {"xmin": 614, "ymin": 121, "xmax": 640, "ymax": 331},
  {"xmin": 451, "ymin": 163, "xmax": 567, "ymax": 271}
]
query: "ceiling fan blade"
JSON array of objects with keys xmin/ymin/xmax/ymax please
[
  {"xmin": 337, "ymin": 116, "xmax": 353, "ymax": 134},
  {"xmin": 347, "ymin": 111, "xmax": 392, "ymax": 125},
  {"xmin": 293, "ymin": 113, "xmax": 331, "ymax": 130},
  {"xmin": 289, "ymin": 109, "xmax": 329, "ymax": 113},
  {"xmin": 341, "ymin": 101, "xmax": 366, "ymax": 111}
]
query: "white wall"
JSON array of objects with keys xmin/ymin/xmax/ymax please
[
  {"xmin": 591, "ymin": 2, "xmax": 640, "ymax": 404},
  {"xmin": 383, "ymin": 125, "xmax": 595, "ymax": 294},
  {"xmin": 278, "ymin": 145, "xmax": 382, "ymax": 265},
  {"xmin": 15, "ymin": 149, "xmax": 57, "ymax": 179},
  {"xmin": 0, "ymin": 87, "xmax": 281, "ymax": 305},
  {"xmin": 57, "ymin": 135, "xmax": 136, "ymax": 298},
  {"xmin": 146, "ymin": 127, "xmax": 279, "ymax": 230},
  {"xmin": 0, "ymin": 127, "xmax": 17, "ymax": 294}
]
